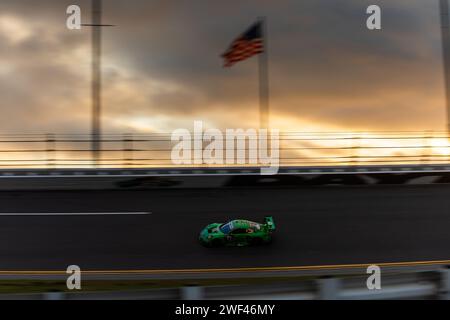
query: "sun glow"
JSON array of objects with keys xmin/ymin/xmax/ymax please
[{"xmin": 0, "ymin": 15, "xmax": 33, "ymax": 44}]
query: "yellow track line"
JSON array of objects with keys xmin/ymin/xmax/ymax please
[{"xmin": 0, "ymin": 259, "xmax": 450, "ymax": 276}]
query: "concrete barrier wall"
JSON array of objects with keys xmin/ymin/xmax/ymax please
[{"xmin": 0, "ymin": 165, "xmax": 450, "ymax": 190}]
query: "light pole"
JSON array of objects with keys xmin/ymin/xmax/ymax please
[
  {"xmin": 82, "ymin": 0, "xmax": 114, "ymax": 166},
  {"xmin": 440, "ymin": 0, "xmax": 450, "ymax": 133}
]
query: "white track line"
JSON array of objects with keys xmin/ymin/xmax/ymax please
[{"xmin": 0, "ymin": 212, "xmax": 151, "ymax": 216}]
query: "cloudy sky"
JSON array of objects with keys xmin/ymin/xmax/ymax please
[{"xmin": 0, "ymin": 0, "xmax": 446, "ymax": 135}]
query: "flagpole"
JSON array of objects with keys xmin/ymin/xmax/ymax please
[{"xmin": 258, "ymin": 16, "xmax": 270, "ymax": 129}]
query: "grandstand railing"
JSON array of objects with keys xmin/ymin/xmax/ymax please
[{"xmin": 0, "ymin": 131, "xmax": 449, "ymax": 168}]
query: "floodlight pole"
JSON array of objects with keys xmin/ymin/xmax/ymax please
[
  {"xmin": 82, "ymin": 0, "xmax": 114, "ymax": 166},
  {"xmin": 91, "ymin": 0, "xmax": 101, "ymax": 165},
  {"xmin": 440, "ymin": 0, "xmax": 450, "ymax": 133}
]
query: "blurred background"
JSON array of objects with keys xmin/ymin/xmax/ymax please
[
  {"xmin": 2, "ymin": 1, "xmax": 450, "ymax": 301},
  {"xmin": 0, "ymin": 0, "xmax": 449, "ymax": 167}
]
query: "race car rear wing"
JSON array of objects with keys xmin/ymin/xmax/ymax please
[{"xmin": 264, "ymin": 216, "xmax": 276, "ymax": 231}]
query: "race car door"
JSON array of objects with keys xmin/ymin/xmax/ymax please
[{"xmin": 228, "ymin": 228, "xmax": 247, "ymax": 245}]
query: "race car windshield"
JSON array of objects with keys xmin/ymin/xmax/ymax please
[{"xmin": 219, "ymin": 222, "xmax": 233, "ymax": 234}]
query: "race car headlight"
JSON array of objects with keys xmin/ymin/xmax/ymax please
[{"xmin": 207, "ymin": 235, "xmax": 212, "ymax": 239}]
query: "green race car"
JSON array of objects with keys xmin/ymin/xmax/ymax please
[{"xmin": 199, "ymin": 216, "xmax": 275, "ymax": 247}]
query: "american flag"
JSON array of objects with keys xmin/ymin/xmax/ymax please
[{"xmin": 222, "ymin": 21, "xmax": 264, "ymax": 67}]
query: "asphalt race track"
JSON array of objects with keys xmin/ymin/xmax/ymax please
[{"xmin": 0, "ymin": 185, "xmax": 450, "ymax": 271}]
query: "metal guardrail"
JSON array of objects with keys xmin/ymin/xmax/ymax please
[
  {"xmin": 0, "ymin": 131, "xmax": 450, "ymax": 168},
  {"xmin": 1, "ymin": 268, "xmax": 450, "ymax": 300}
]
